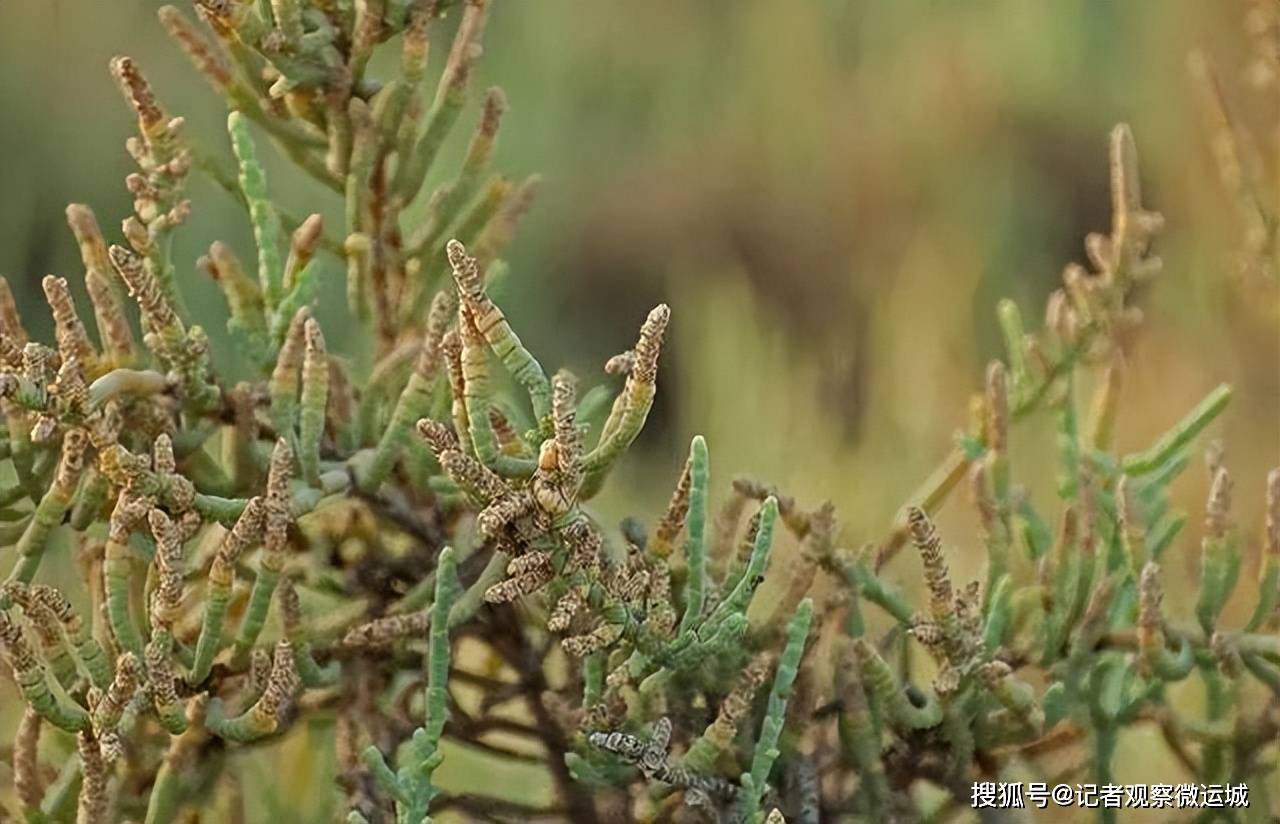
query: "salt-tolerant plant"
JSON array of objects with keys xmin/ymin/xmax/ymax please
[{"xmin": 0, "ymin": 1, "xmax": 1276, "ymax": 823}]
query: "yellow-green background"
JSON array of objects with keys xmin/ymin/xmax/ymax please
[{"xmin": 0, "ymin": 1, "xmax": 1277, "ymax": 821}]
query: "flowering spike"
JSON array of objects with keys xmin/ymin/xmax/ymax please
[
  {"xmin": 580, "ymin": 303, "xmax": 670, "ymax": 496},
  {"xmin": 42, "ymin": 275, "xmax": 100, "ymax": 377},
  {"xmin": 448, "ymin": 238, "xmax": 552, "ymax": 424}
]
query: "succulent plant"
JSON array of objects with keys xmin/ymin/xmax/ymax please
[{"xmin": 0, "ymin": 2, "xmax": 1277, "ymax": 823}]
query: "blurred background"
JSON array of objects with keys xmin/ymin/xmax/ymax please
[{"xmin": 0, "ymin": 0, "xmax": 1277, "ymax": 818}]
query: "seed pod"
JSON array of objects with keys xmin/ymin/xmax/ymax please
[
  {"xmin": 984, "ymin": 361, "xmax": 1009, "ymax": 456},
  {"xmin": 348, "ymin": 0, "xmax": 384, "ymax": 78},
  {"xmin": 436, "ymin": 329, "xmax": 468, "ymax": 442},
  {"xmin": 243, "ymin": 648, "xmax": 274, "ymax": 708},
  {"xmin": 532, "ymin": 441, "xmax": 574, "ymax": 516},
  {"xmin": 1059, "ymin": 565, "xmax": 1109, "ymax": 678}
]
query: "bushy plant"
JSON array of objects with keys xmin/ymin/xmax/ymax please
[{"xmin": 0, "ymin": 2, "xmax": 1276, "ymax": 823}]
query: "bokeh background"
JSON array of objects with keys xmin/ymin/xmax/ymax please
[{"xmin": 0, "ymin": 0, "xmax": 1277, "ymax": 820}]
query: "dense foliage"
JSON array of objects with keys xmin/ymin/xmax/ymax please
[{"xmin": 0, "ymin": 2, "xmax": 1277, "ymax": 823}]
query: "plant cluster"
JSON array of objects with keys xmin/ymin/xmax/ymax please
[{"xmin": 0, "ymin": 1, "xmax": 1276, "ymax": 823}]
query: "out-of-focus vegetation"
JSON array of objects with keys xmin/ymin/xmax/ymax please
[{"xmin": 0, "ymin": 1, "xmax": 1275, "ymax": 822}]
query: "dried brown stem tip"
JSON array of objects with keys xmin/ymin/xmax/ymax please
[
  {"xmin": 157, "ymin": 5, "xmax": 234, "ymax": 92},
  {"xmin": 551, "ymin": 369, "xmax": 580, "ymax": 481},
  {"xmin": 907, "ymin": 506, "xmax": 952, "ymax": 620},
  {"xmin": 256, "ymin": 641, "xmax": 300, "ymax": 727},
  {"xmin": 343, "ymin": 610, "xmax": 432, "ymax": 648},
  {"xmin": 76, "ymin": 731, "xmax": 109, "ymax": 823},
  {"xmin": 652, "ymin": 456, "xmax": 693, "ymax": 557},
  {"xmin": 110, "ymin": 56, "xmax": 164, "ymax": 132},
  {"xmin": 631, "ymin": 304, "xmax": 670, "ymax": 384}
]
